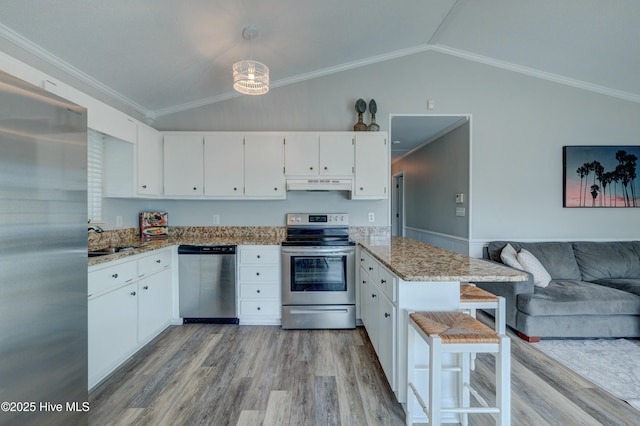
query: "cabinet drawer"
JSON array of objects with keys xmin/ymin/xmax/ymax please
[
  {"xmin": 378, "ymin": 266, "xmax": 397, "ymax": 303},
  {"xmin": 240, "ymin": 284, "xmax": 280, "ymax": 300},
  {"xmin": 138, "ymin": 249, "xmax": 172, "ymax": 277},
  {"xmin": 360, "ymin": 251, "xmax": 379, "ymax": 278},
  {"xmin": 89, "ymin": 261, "xmax": 137, "ymax": 297},
  {"xmin": 239, "ymin": 247, "xmax": 280, "ymax": 265},
  {"xmin": 239, "ymin": 266, "xmax": 279, "ymax": 282},
  {"xmin": 240, "ymin": 300, "xmax": 280, "ymax": 317}
]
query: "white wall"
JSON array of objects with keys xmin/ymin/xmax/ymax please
[
  {"xmin": 104, "ymin": 192, "xmax": 387, "ymax": 229},
  {"xmin": 155, "ymin": 50, "xmax": 640, "ymax": 254}
]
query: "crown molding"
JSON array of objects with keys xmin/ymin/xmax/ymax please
[
  {"xmin": 0, "ymin": 23, "xmax": 149, "ymax": 117},
  {"xmin": 429, "ymin": 44, "xmax": 640, "ymax": 104}
]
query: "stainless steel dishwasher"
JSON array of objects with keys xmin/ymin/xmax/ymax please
[{"xmin": 178, "ymin": 245, "xmax": 238, "ymax": 324}]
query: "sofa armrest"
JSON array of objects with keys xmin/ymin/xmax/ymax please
[{"xmin": 474, "ymin": 260, "xmax": 534, "ymax": 328}]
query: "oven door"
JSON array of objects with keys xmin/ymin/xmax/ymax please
[{"xmin": 281, "ymin": 246, "xmax": 355, "ymax": 306}]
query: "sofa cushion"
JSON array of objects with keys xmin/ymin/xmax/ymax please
[
  {"xmin": 516, "ymin": 279, "xmax": 640, "ymax": 316},
  {"xmin": 592, "ymin": 278, "xmax": 640, "ymax": 298},
  {"xmin": 517, "ymin": 249, "xmax": 551, "ymax": 288},
  {"xmin": 572, "ymin": 241, "xmax": 640, "ymax": 281},
  {"xmin": 487, "ymin": 241, "xmax": 581, "ymax": 280},
  {"xmin": 500, "ymin": 243, "xmax": 522, "ymax": 269}
]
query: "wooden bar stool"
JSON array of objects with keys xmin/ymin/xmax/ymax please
[
  {"xmin": 406, "ymin": 311, "xmax": 510, "ymax": 426},
  {"xmin": 459, "ymin": 284, "xmax": 505, "ymax": 334},
  {"xmin": 460, "ymin": 284, "xmax": 505, "ymax": 370}
]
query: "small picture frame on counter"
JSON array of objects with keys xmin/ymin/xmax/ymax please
[{"xmin": 140, "ymin": 211, "xmax": 168, "ymax": 239}]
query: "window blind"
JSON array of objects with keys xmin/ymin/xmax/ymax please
[{"xmin": 87, "ymin": 130, "xmax": 103, "ymax": 222}]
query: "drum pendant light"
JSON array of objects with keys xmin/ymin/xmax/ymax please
[{"xmin": 233, "ymin": 25, "xmax": 269, "ymax": 95}]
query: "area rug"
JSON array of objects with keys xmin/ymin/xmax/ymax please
[{"xmin": 534, "ymin": 339, "xmax": 640, "ymax": 411}]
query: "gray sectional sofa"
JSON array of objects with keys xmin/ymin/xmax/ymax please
[{"xmin": 477, "ymin": 241, "xmax": 640, "ymax": 341}]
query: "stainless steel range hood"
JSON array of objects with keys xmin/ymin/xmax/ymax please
[{"xmin": 286, "ymin": 178, "xmax": 353, "ymax": 192}]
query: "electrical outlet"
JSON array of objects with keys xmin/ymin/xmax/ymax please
[
  {"xmin": 368, "ymin": 212, "xmax": 375, "ymax": 222},
  {"xmin": 212, "ymin": 214, "xmax": 220, "ymax": 225},
  {"xmin": 116, "ymin": 215, "xmax": 123, "ymax": 227},
  {"xmin": 455, "ymin": 193, "xmax": 464, "ymax": 204}
]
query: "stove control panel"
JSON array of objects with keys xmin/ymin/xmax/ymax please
[{"xmin": 286, "ymin": 213, "xmax": 349, "ymax": 226}]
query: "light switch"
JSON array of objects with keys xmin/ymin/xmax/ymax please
[
  {"xmin": 455, "ymin": 193, "xmax": 464, "ymax": 204},
  {"xmin": 456, "ymin": 207, "xmax": 465, "ymax": 217}
]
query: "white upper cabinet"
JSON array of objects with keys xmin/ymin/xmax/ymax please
[
  {"xmin": 284, "ymin": 132, "xmax": 354, "ymax": 177},
  {"xmin": 319, "ymin": 133, "xmax": 354, "ymax": 176},
  {"xmin": 284, "ymin": 133, "xmax": 320, "ymax": 176},
  {"xmin": 163, "ymin": 134, "xmax": 204, "ymax": 196},
  {"xmin": 244, "ymin": 134, "xmax": 285, "ymax": 199},
  {"xmin": 353, "ymin": 132, "xmax": 389, "ymax": 199},
  {"xmin": 204, "ymin": 133, "xmax": 244, "ymax": 198},
  {"xmin": 137, "ymin": 124, "xmax": 163, "ymax": 196}
]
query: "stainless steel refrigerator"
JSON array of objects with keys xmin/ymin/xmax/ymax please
[{"xmin": 0, "ymin": 70, "xmax": 88, "ymax": 425}]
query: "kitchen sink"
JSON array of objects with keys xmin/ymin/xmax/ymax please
[{"xmin": 88, "ymin": 246, "xmax": 139, "ymax": 257}]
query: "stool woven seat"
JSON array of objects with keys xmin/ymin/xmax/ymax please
[
  {"xmin": 410, "ymin": 312, "xmax": 499, "ymax": 344},
  {"xmin": 460, "ymin": 284, "xmax": 499, "ymax": 303}
]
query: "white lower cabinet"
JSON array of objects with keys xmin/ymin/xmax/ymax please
[
  {"xmin": 237, "ymin": 245, "xmax": 281, "ymax": 324},
  {"xmin": 88, "ymin": 282, "xmax": 138, "ymax": 388},
  {"xmin": 359, "ymin": 249, "xmax": 397, "ymax": 390},
  {"xmin": 88, "ymin": 247, "xmax": 173, "ymax": 389},
  {"xmin": 138, "ymin": 267, "xmax": 172, "ymax": 343}
]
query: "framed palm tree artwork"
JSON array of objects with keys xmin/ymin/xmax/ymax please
[{"xmin": 563, "ymin": 146, "xmax": 640, "ymax": 208}]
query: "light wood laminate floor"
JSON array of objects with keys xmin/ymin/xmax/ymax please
[{"xmin": 90, "ymin": 314, "xmax": 640, "ymax": 425}]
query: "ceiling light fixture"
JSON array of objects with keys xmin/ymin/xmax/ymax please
[{"xmin": 233, "ymin": 25, "xmax": 269, "ymax": 95}]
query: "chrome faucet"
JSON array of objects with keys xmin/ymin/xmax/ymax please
[{"xmin": 88, "ymin": 221, "xmax": 104, "ymax": 233}]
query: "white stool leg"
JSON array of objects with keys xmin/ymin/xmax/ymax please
[
  {"xmin": 496, "ymin": 297, "xmax": 506, "ymax": 335},
  {"xmin": 429, "ymin": 336, "xmax": 442, "ymax": 426},
  {"xmin": 496, "ymin": 336, "xmax": 511, "ymax": 426},
  {"xmin": 468, "ymin": 307, "xmax": 477, "ymax": 371},
  {"xmin": 406, "ymin": 319, "xmax": 416, "ymax": 426},
  {"xmin": 460, "ymin": 350, "xmax": 470, "ymax": 426}
]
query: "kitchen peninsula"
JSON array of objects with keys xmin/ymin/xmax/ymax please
[{"xmin": 88, "ymin": 227, "xmax": 526, "ymax": 414}]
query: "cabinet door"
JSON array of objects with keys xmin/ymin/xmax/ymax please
[
  {"xmin": 103, "ymin": 137, "xmax": 135, "ymax": 197},
  {"xmin": 244, "ymin": 134, "xmax": 285, "ymax": 198},
  {"xmin": 88, "ymin": 283, "xmax": 138, "ymax": 387},
  {"xmin": 284, "ymin": 133, "xmax": 319, "ymax": 176},
  {"xmin": 378, "ymin": 293, "xmax": 396, "ymax": 389},
  {"xmin": 137, "ymin": 124, "xmax": 163, "ymax": 196},
  {"xmin": 319, "ymin": 133, "xmax": 354, "ymax": 176},
  {"xmin": 204, "ymin": 133, "xmax": 244, "ymax": 197},
  {"xmin": 353, "ymin": 133, "xmax": 389, "ymax": 199},
  {"xmin": 359, "ymin": 267, "xmax": 370, "ymax": 328},
  {"xmin": 365, "ymin": 279, "xmax": 379, "ymax": 350},
  {"xmin": 138, "ymin": 268, "xmax": 172, "ymax": 343},
  {"xmin": 163, "ymin": 134, "xmax": 203, "ymax": 196}
]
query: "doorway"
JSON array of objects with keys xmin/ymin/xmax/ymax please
[{"xmin": 392, "ymin": 172, "xmax": 404, "ymax": 236}]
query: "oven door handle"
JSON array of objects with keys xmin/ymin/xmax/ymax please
[
  {"xmin": 289, "ymin": 307, "xmax": 350, "ymax": 314},
  {"xmin": 282, "ymin": 246, "xmax": 354, "ymax": 255}
]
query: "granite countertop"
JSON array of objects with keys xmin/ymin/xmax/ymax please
[
  {"xmin": 89, "ymin": 231, "xmax": 527, "ymax": 284},
  {"xmin": 358, "ymin": 236, "xmax": 528, "ymax": 282},
  {"xmin": 88, "ymin": 235, "xmax": 284, "ymax": 267}
]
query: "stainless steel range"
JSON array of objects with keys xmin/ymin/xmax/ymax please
[{"xmin": 281, "ymin": 213, "xmax": 356, "ymax": 329}]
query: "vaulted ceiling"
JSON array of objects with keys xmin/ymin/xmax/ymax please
[{"xmin": 0, "ymin": 0, "xmax": 638, "ymax": 121}]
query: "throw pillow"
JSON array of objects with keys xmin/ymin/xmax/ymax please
[
  {"xmin": 518, "ymin": 249, "xmax": 552, "ymax": 288},
  {"xmin": 500, "ymin": 243, "xmax": 522, "ymax": 269}
]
